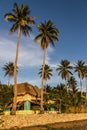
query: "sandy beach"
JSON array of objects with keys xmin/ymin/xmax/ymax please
[{"xmin": 1, "ymin": 113, "xmax": 87, "ymax": 129}]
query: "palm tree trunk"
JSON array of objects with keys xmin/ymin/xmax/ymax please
[
  {"xmin": 86, "ymin": 77, "xmax": 87, "ymax": 98},
  {"xmin": 66, "ymin": 74, "xmax": 70, "ymax": 92},
  {"xmin": 44, "ymin": 79, "xmax": 46, "ymax": 93},
  {"xmin": 8, "ymin": 75, "xmax": 10, "ymax": 86},
  {"xmin": 66, "ymin": 81, "xmax": 68, "ymax": 92},
  {"xmin": 41, "ymin": 44, "xmax": 46, "ymax": 112},
  {"xmin": 80, "ymin": 76, "xmax": 82, "ymax": 96},
  {"xmin": 10, "ymin": 26, "xmax": 21, "ymax": 115}
]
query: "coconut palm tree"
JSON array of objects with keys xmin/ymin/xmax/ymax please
[
  {"xmin": 67, "ymin": 76, "xmax": 78, "ymax": 94},
  {"xmin": 67, "ymin": 76, "xmax": 79, "ymax": 109},
  {"xmin": 4, "ymin": 2, "xmax": 35, "ymax": 115},
  {"xmin": 34, "ymin": 20, "xmax": 59, "ymax": 111},
  {"xmin": 38, "ymin": 64, "xmax": 53, "ymax": 91},
  {"xmin": 56, "ymin": 59, "xmax": 73, "ymax": 92},
  {"xmin": 3, "ymin": 62, "xmax": 18, "ymax": 86},
  {"xmin": 74, "ymin": 60, "xmax": 85, "ymax": 96}
]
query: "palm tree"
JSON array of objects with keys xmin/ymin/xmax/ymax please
[
  {"xmin": 74, "ymin": 60, "xmax": 85, "ymax": 96},
  {"xmin": 56, "ymin": 59, "xmax": 73, "ymax": 92},
  {"xmin": 38, "ymin": 64, "xmax": 53, "ymax": 91},
  {"xmin": 3, "ymin": 62, "xmax": 18, "ymax": 86},
  {"xmin": 68, "ymin": 76, "xmax": 78, "ymax": 94},
  {"xmin": 67, "ymin": 76, "xmax": 79, "ymax": 109},
  {"xmin": 4, "ymin": 2, "xmax": 35, "ymax": 115},
  {"xmin": 34, "ymin": 20, "xmax": 59, "ymax": 111}
]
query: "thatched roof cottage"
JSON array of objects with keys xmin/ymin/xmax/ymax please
[{"xmin": 7, "ymin": 82, "xmax": 41, "ymax": 111}]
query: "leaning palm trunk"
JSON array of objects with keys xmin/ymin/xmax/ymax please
[
  {"xmin": 10, "ymin": 26, "xmax": 21, "ymax": 115},
  {"xmin": 41, "ymin": 44, "xmax": 46, "ymax": 112}
]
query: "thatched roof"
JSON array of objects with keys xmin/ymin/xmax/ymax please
[{"xmin": 17, "ymin": 82, "xmax": 41, "ymax": 97}]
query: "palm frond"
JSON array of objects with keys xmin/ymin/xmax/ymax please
[
  {"xmin": 34, "ymin": 20, "xmax": 59, "ymax": 50},
  {"xmin": 34, "ymin": 34, "xmax": 43, "ymax": 42},
  {"xmin": 4, "ymin": 2, "xmax": 36, "ymax": 36},
  {"xmin": 21, "ymin": 25, "xmax": 32, "ymax": 36},
  {"xmin": 12, "ymin": 2, "xmax": 19, "ymax": 15},
  {"xmin": 4, "ymin": 13, "xmax": 17, "ymax": 22},
  {"xmin": 9, "ymin": 22, "xmax": 18, "ymax": 33}
]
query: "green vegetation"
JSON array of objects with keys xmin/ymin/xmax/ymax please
[
  {"xmin": 1, "ymin": 67, "xmax": 87, "ymax": 114},
  {"xmin": 43, "ymin": 83, "xmax": 86, "ymax": 113},
  {"xmin": 0, "ymin": 84, "xmax": 13, "ymax": 113},
  {"xmin": 46, "ymin": 126, "xmax": 58, "ymax": 130}
]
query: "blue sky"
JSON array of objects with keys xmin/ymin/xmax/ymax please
[{"xmin": 0, "ymin": 0, "xmax": 87, "ymax": 91}]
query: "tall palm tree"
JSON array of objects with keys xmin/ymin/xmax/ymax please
[
  {"xmin": 4, "ymin": 2, "xmax": 35, "ymax": 115},
  {"xmin": 56, "ymin": 59, "xmax": 73, "ymax": 92},
  {"xmin": 38, "ymin": 64, "xmax": 53, "ymax": 91},
  {"xmin": 3, "ymin": 62, "xmax": 18, "ymax": 86},
  {"xmin": 74, "ymin": 60, "xmax": 85, "ymax": 96},
  {"xmin": 34, "ymin": 20, "xmax": 59, "ymax": 111}
]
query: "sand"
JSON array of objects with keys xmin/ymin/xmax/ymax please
[{"xmin": 1, "ymin": 113, "xmax": 87, "ymax": 130}]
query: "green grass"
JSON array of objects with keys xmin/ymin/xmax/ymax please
[{"xmin": 45, "ymin": 125, "xmax": 58, "ymax": 130}]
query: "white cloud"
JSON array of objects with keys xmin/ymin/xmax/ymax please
[
  {"xmin": 0, "ymin": 37, "xmax": 15, "ymax": 62},
  {"xmin": 16, "ymin": 72, "xmax": 63, "ymax": 87},
  {"xmin": 16, "ymin": 76, "xmax": 41, "ymax": 87},
  {"xmin": 0, "ymin": 32, "xmax": 59, "ymax": 86},
  {"xmin": 0, "ymin": 34, "xmax": 55, "ymax": 68}
]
